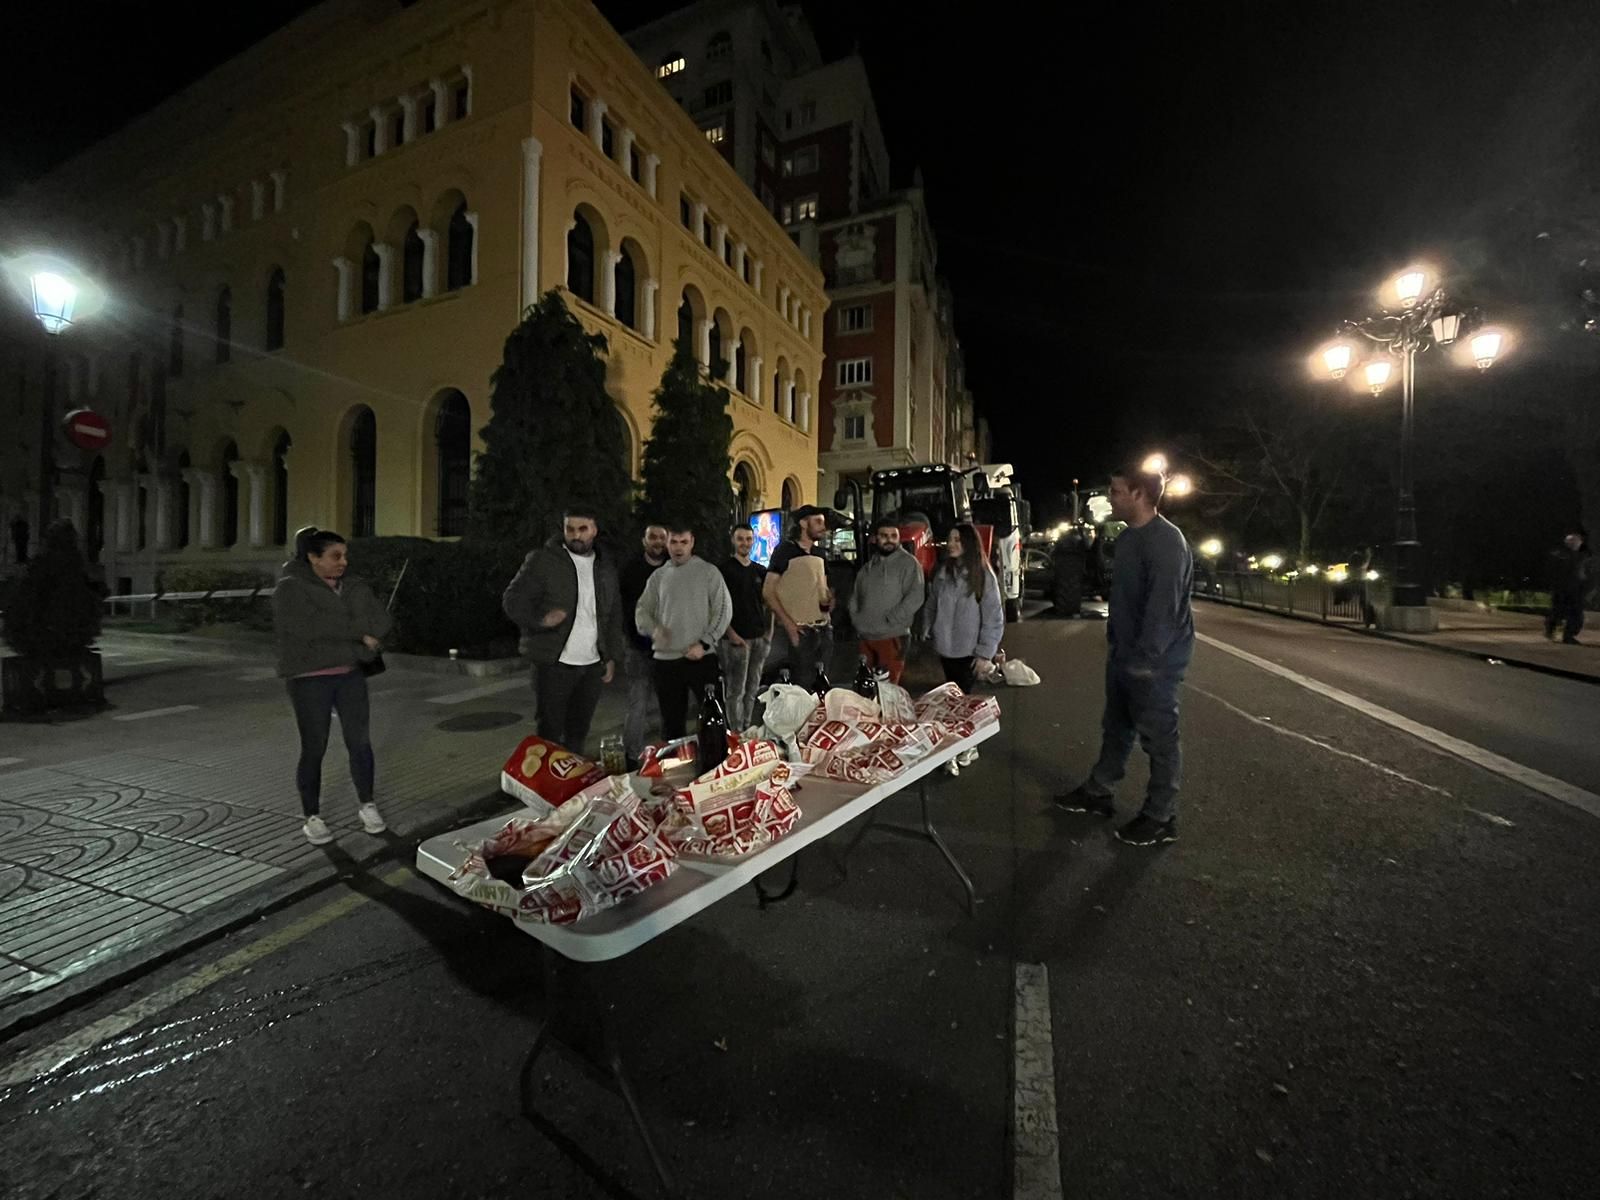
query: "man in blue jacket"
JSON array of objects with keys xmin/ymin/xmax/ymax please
[{"xmin": 1054, "ymin": 463, "xmax": 1194, "ymax": 845}]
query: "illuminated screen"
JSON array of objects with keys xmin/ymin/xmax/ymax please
[{"xmin": 748, "ymin": 509, "xmax": 783, "ymax": 566}]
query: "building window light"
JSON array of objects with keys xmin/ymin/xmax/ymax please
[
  {"xmin": 657, "ymin": 55, "xmax": 686, "ymax": 78},
  {"xmin": 703, "ymin": 120, "xmax": 726, "ymax": 145}
]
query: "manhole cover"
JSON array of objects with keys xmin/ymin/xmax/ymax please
[{"xmin": 436, "ymin": 711, "xmax": 524, "ymax": 733}]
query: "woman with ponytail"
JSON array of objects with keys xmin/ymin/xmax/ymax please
[
  {"xmin": 922, "ymin": 522, "xmax": 1004, "ymax": 775},
  {"xmin": 272, "ymin": 526, "xmax": 393, "ymax": 844}
]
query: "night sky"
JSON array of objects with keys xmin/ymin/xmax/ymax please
[{"xmin": 8, "ymin": 0, "xmax": 1595, "ymax": 522}]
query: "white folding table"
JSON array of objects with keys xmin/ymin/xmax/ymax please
[{"xmin": 415, "ymin": 723, "xmax": 997, "ymax": 1197}]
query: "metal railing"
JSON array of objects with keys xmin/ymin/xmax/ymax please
[
  {"xmin": 104, "ymin": 586, "xmax": 268, "ymax": 620},
  {"xmin": 1197, "ymin": 569, "xmax": 1379, "ymax": 626}
]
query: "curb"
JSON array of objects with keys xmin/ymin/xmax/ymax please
[
  {"xmin": 0, "ymin": 785, "xmax": 515, "ymax": 1045},
  {"xmin": 1196, "ymin": 595, "xmax": 1600, "ymax": 688},
  {"xmin": 98, "ymin": 628, "xmax": 528, "ymax": 677}
]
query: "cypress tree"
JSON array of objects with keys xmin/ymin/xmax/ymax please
[
  {"xmin": 468, "ymin": 290, "xmax": 631, "ymax": 548},
  {"xmin": 638, "ymin": 341, "xmax": 735, "ymax": 559}
]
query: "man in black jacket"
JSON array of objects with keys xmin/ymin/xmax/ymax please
[
  {"xmin": 1545, "ymin": 524, "xmax": 1593, "ymax": 645},
  {"xmin": 502, "ymin": 508, "xmax": 626, "ymax": 754}
]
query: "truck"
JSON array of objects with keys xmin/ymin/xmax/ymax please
[{"xmin": 964, "ymin": 463, "xmax": 1030, "ymax": 623}]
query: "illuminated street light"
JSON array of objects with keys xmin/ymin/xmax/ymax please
[
  {"xmin": 1167, "ymin": 473, "xmax": 1194, "ymax": 498},
  {"xmin": 1365, "ymin": 569, "xmax": 1381, "ymax": 582},
  {"xmin": 1198, "ymin": 537, "xmax": 1223, "ymax": 558},
  {"xmin": 1141, "ymin": 452, "xmax": 1168, "ymax": 475},
  {"xmin": 1364, "ymin": 359, "xmax": 1393, "ymax": 394},
  {"xmin": 1320, "ymin": 340, "xmax": 1354, "ymax": 379},
  {"xmin": 1470, "ymin": 328, "xmax": 1504, "ymax": 369},
  {"xmin": 29, "ymin": 272, "xmax": 78, "ymax": 334},
  {"xmin": 1393, "ymin": 267, "xmax": 1428, "ymax": 309},
  {"xmin": 1260, "ymin": 553, "xmax": 1284, "ymax": 571}
]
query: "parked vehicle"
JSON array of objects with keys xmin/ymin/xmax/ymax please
[{"xmin": 965, "ymin": 463, "xmax": 1029, "ymax": 622}]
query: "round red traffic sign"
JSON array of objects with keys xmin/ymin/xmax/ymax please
[{"xmin": 63, "ymin": 408, "xmax": 111, "ymax": 452}]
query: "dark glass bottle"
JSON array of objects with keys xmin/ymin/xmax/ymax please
[
  {"xmin": 811, "ymin": 662, "xmax": 831, "ymax": 698},
  {"xmin": 852, "ymin": 654, "xmax": 879, "ymax": 701},
  {"xmin": 778, "ymin": 667, "xmax": 793, "ymax": 685},
  {"xmin": 698, "ymin": 683, "xmax": 729, "ymax": 773}
]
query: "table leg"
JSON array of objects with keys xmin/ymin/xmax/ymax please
[
  {"xmin": 753, "ymin": 855, "xmax": 800, "ymax": 908},
  {"xmin": 919, "ymin": 779, "xmax": 976, "ymax": 916},
  {"xmin": 605, "ymin": 1016, "xmax": 678, "ymax": 1198}
]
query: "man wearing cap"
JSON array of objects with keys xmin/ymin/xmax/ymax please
[{"xmin": 762, "ymin": 505, "xmax": 835, "ymax": 689}]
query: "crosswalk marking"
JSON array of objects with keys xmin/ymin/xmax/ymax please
[{"xmin": 111, "ymin": 705, "xmax": 201, "ymax": 722}]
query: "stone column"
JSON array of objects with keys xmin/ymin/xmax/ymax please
[
  {"xmin": 750, "ymin": 356, "xmax": 763, "ymax": 406},
  {"xmin": 799, "ymin": 392, "xmax": 812, "ymax": 433},
  {"xmin": 343, "ymin": 120, "xmax": 361, "ymax": 166},
  {"xmin": 734, "ymin": 241, "xmax": 748, "ymax": 280},
  {"xmin": 370, "ymin": 105, "xmax": 389, "ymax": 155},
  {"xmin": 692, "ymin": 201, "xmax": 708, "ymax": 243},
  {"xmin": 333, "ymin": 257, "xmax": 354, "ymax": 321},
  {"xmin": 182, "ymin": 468, "xmax": 204, "ymax": 547},
  {"xmin": 374, "ymin": 243, "xmax": 396, "ymax": 310},
  {"xmin": 153, "ymin": 476, "xmax": 176, "ymax": 550},
  {"xmin": 271, "ymin": 169, "xmax": 287, "ymax": 212},
  {"xmin": 217, "ymin": 194, "xmax": 234, "ymax": 233},
  {"xmin": 778, "ymin": 285, "xmax": 790, "ymax": 322},
  {"xmin": 714, "ymin": 222, "xmax": 729, "ymax": 262},
  {"xmin": 726, "ymin": 341, "xmax": 739, "ymax": 388},
  {"xmin": 642, "ymin": 278, "xmax": 659, "ymax": 340},
  {"xmin": 802, "ymin": 308, "xmax": 812, "ymax": 340},
  {"xmin": 418, "ymin": 229, "xmax": 440, "ymax": 299},
  {"xmin": 459, "ymin": 66, "xmax": 473, "ymax": 116},
  {"xmin": 618, "ymin": 127, "xmax": 636, "ymax": 174},
  {"xmin": 430, "ymin": 78, "xmax": 450, "ymax": 127},
  {"xmin": 785, "ymin": 382, "xmax": 796, "ymax": 425},
  {"xmin": 587, "ymin": 98, "xmax": 608, "ymax": 154},
  {"xmin": 644, "ymin": 153, "xmax": 660, "ymax": 199},
  {"xmin": 752, "ymin": 259, "xmax": 764, "ymax": 294},
  {"xmin": 244, "ymin": 462, "xmax": 268, "ymax": 548},
  {"xmin": 113, "ymin": 481, "xmax": 136, "ymax": 552},
  {"xmin": 465, "ymin": 212, "xmax": 479, "ymax": 284},
  {"xmin": 696, "ymin": 319, "xmax": 712, "ymax": 368},
  {"xmin": 251, "ymin": 180, "xmax": 266, "ymax": 221},
  {"xmin": 184, "ymin": 468, "xmax": 218, "ymax": 548},
  {"xmin": 600, "ymin": 249, "xmax": 620, "ymax": 315},
  {"xmin": 399, "ymin": 95, "xmax": 418, "ymax": 143},
  {"xmin": 521, "ymin": 136, "xmax": 543, "ymax": 311}
]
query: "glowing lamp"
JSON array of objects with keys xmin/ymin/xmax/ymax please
[
  {"xmin": 1470, "ymin": 329, "xmax": 1503, "ymax": 369},
  {"xmin": 30, "ymin": 272, "xmax": 77, "ymax": 335},
  {"xmin": 1364, "ymin": 359, "xmax": 1393, "ymax": 394}
]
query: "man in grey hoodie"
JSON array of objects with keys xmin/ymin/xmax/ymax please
[
  {"xmin": 848, "ymin": 517, "xmax": 925, "ymax": 684},
  {"xmin": 634, "ymin": 523, "xmax": 734, "ymax": 739}
]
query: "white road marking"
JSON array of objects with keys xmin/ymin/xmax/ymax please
[
  {"xmin": 0, "ymin": 867, "xmax": 410, "ymax": 1093},
  {"xmin": 111, "ymin": 704, "xmax": 201, "ymax": 722},
  {"xmin": 236, "ymin": 668, "xmax": 280, "ymax": 682},
  {"xmin": 425, "ymin": 677, "xmax": 529, "ymax": 705},
  {"xmin": 1012, "ymin": 962, "xmax": 1064, "ymax": 1200},
  {"xmin": 0, "ymin": 757, "xmax": 23, "ymax": 768},
  {"xmin": 1185, "ymin": 683, "xmax": 1453, "ymax": 798},
  {"xmin": 1197, "ymin": 632, "xmax": 1600, "ymax": 820}
]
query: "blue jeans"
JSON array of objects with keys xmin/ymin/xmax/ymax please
[
  {"xmin": 623, "ymin": 644, "xmax": 661, "ymax": 758},
  {"xmin": 1086, "ymin": 659, "xmax": 1186, "ymax": 822},
  {"xmin": 718, "ymin": 635, "xmax": 770, "ymax": 729},
  {"xmin": 287, "ymin": 671, "xmax": 374, "ymax": 817}
]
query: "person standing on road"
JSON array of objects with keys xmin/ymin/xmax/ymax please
[
  {"xmin": 619, "ymin": 524, "xmax": 668, "ymax": 764},
  {"xmin": 1054, "ymin": 464, "xmax": 1194, "ymax": 847},
  {"xmin": 502, "ymin": 508, "xmax": 625, "ymax": 755},
  {"xmin": 718, "ymin": 525, "xmax": 770, "ymax": 729},
  {"xmin": 635, "ymin": 523, "xmax": 733, "ymax": 739},
  {"xmin": 923, "ymin": 522, "xmax": 1003, "ymax": 775},
  {"xmin": 1545, "ymin": 525, "xmax": 1592, "ymax": 645},
  {"xmin": 273, "ymin": 527, "xmax": 392, "ymax": 846},
  {"xmin": 848, "ymin": 516, "xmax": 925, "ymax": 685},
  {"xmin": 762, "ymin": 505, "xmax": 834, "ymax": 688}
]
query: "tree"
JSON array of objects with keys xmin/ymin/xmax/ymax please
[
  {"xmin": 468, "ymin": 290, "xmax": 631, "ymax": 548},
  {"xmin": 637, "ymin": 342, "xmax": 734, "ymax": 557}
]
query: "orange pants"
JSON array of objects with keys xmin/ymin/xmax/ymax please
[{"xmin": 858, "ymin": 636, "xmax": 907, "ymax": 685}]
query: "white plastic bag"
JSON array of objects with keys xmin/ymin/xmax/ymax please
[
  {"xmin": 1001, "ymin": 658, "xmax": 1041, "ymax": 686},
  {"xmin": 756, "ymin": 682, "xmax": 821, "ymax": 758}
]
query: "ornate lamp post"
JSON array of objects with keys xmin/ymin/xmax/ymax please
[{"xmin": 1313, "ymin": 266, "xmax": 1507, "ymax": 632}]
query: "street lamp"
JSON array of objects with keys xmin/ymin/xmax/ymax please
[
  {"xmin": 1166, "ymin": 473, "xmax": 1194, "ymax": 498},
  {"xmin": 1313, "ymin": 265, "xmax": 1508, "ymax": 631},
  {"xmin": 1141, "ymin": 452, "xmax": 1168, "ymax": 475},
  {"xmin": 1198, "ymin": 537, "xmax": 1223, "ymax": 558}
]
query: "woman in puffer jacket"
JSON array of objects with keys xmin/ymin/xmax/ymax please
[
  {"xmin": 922, "ymin": 522, "xmax": 1004, "ymax": 775},
  {"xmin": 272, "ymin": 526, "xmax": 393, "ymax": 844}
]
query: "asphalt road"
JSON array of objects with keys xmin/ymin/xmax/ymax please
[{"xmin": 3, "ymin": 607, "xmax": 1597, "ymax": 1199}]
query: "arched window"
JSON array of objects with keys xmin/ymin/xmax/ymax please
[
  {"xmin": 773, "ymin": 369, "xmax": 781, "ymax": 414},
  {"xmin": 350, "ymin": 408, "xmax": 376, "ymax": 538},
  {"xmin": 734, "ymin": 337, "xmax": 746, "ymax": 392},
  {"xmin": 566, "ymin": 214, "xmax": 595, "ymax": 303},
  {"xmin": 402, "ymin": 222, "xmax": 425, "ymax": 302},
  {"xmin": 360, "ymin": 240, "xmax": 380, "ymax": 313},
  {"xmin": 215, "ymin": 288, "xmax": 232, "ymax": 363},
  {"xmin": 446, "ymin": 202, "xmax": 473, "ymax": 290},
  {"xmin": 782, "ymin": 478, "xmax": 799, "ymax": 511},
  {"xmin": 272, "ymin": 433, "xmax": 291, "ymax": 546},
  {"xmin": 435, "ymin": 392, "xmax": 471, "ymax": 537},
  {"xmin": 221, "ymin": 442, "xmax": 240, "ymax": 548},
  {"xmin": 265, "ymin": 268, "xmax": 285, "ymax": 350},
  {"xmin": 708, "ymin": 322, "xmax": 723, "ymax": 375},
  {"xmin": 175, "ymin": 451, "xmax": 190, "ymax": 549},
  {"xmin": 87, "ymin": 457, "xmax": 106, "ymax": 561},
  {"xmin": 170, "ymin": 306, "xmax": 184, "ymax": 376},
  {"xmin": 677, "ymin": 296, "xmax": 694, "ymax": 354},
  {"xmin": 733, "ymin": 461, "xmax": 756, "ymax": 521},
  {"xmin": 614, "ymin": 250, "xmax": 636, "ymax": 328}
]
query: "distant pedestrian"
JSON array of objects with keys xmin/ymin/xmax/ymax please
[
  {"xmin": 848, "ymin": 516, "xmax": 925, "ymax": 685},
  {"xmin": 273, "ymin": 527, "xmax": 392, "ymax": 846},
  {"xmin": 619, "ymin": 524, "xmax": 668, "ymax": 763},
  {"xmin": 923, "ymin": 522, "xmax": 1003, "ymax": 775},
  {"xmin": 1545, "ymin": 524, "xmax": 1592, "ymax": 645},
  {"xmin": 635, "ymin": 523, "xmax": 733, "ymax": 739},
  {"xmin": 1054, "ymin": 464, "xmax": 1194, "ymax": 846},
  {"xmin": 10, "ymin": 513, "xmax": 29, "ymax": 565},
  {"xmin": 762, "ymin": 504, "xmax": 834, "ymax": 688},
  {"xmin": 718, "ymin": 525, "xmax": 770, "ymax": 729},
  {"xmin": 502, "ymin": 508, "xmax": 625, "ymax": 755}
]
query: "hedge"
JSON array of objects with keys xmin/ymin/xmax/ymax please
[{"xmin": 346, "ymin": 537, "xmax": 523, "ymax": 658}]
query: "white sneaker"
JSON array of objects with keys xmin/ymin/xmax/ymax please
[
  {"xmin": 956, "ymin": 748, "xmax": 980, "ymax": 768},
  {"xmin": 357, "ymin": 803, "xmax": 387, "ymax": 834},
  {"xmin": 303, "ymin": 815, "xmax": 334, "ymax": 845},
  {"xmin": 944, "ymin": 759, "xmax": 961, "ymax": 777}
]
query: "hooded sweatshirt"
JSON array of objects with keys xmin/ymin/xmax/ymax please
[
  {"xmin": 848, "ymin": 545, "xmax": 926, "ymax": 639},
  {"xmin": 634, "ymin": 555, "xmax": 733, "ymax": 660},
  {"xmin": 271, "ymin": 557, "xmax": 392, "ymax": 678}
]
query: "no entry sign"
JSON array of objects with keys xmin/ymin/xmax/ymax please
[{"xmin": 63, "ymin": 408, "xmax": 111, "ymax": 452}]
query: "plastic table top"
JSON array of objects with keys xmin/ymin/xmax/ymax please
[{"xmin": 415, "ymin": 723, "xmax": 998, "ymax": 963}]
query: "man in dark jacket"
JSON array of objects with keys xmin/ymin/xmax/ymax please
[
  {"xmin": 1545, "ymin": 525, "xmax": 1593, "ymax": 644},
  {"xmin": 502, "ymin": 508, "xmax": 626, "ymax": 754}
]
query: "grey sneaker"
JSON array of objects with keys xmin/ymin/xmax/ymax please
[
  {"xmin": 303, "ymin": 815, "xmax": 334, "ymax": 845},
  {"xmin": 358, "ymin": 803, "xmax": 387, "ymax": 834},
  {"xmin": 1115, "ymin": 813, "xmax": 1178, "ymax": 846}
]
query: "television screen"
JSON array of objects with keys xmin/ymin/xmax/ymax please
[{"xmin": 748, "ymin": 509, "xmax": 783, "ymax": 566}]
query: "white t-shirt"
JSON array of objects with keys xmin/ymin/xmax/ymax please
[{"xmin": 559, "ymin": 550, "xmax": 601, "ymax": 666}]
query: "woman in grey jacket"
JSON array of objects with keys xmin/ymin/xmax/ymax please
[
  {"xmin": 272, "ymin": 527, "xmax": 394, "ymax": 845},
  {"xmin": 923, "ymin": 523, "xmax": 1004, "ymax": 774}
]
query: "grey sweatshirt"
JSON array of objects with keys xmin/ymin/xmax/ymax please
[
  {"xmin": 634, "ymin": 555, "xmax": 734, "ymax": 660},
  {"xmin": 1106, "ymin": 514, "xmax": 1194, "ymax": 672},
  {"xmin": 848, "ymin": 547, "xmax": 926, "ymax": 639}
]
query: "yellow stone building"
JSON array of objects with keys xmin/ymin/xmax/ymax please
[{"xmin": 0, "ymin": 0, "xmax": 826, "ymax": 592}]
